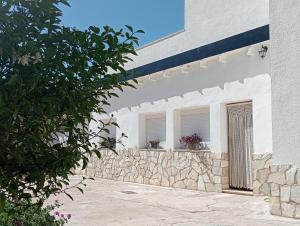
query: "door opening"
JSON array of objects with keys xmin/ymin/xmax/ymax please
[{"xmin": 227, "ymin": 101, "xmax": 253, "ymax": 191}]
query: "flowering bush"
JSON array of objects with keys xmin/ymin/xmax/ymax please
[
  {"xmin": 180, "ymin": 133, "xmax": 202, "ymax": 150},
  {"xmin": 0, "ymin": 0, "xmax": 143, "ymax": 209},
  {"xmin": 0, "ymin": 200, "xmax": 71, "ymax": 226},
  {"xmin": 52, "ymin": 200, "xmax": 72, "ymax": 223}
]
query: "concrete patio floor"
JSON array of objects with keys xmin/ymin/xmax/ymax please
[{"xmin": 50, "ymin": 176, "xmax": 300, "ymax": 226}]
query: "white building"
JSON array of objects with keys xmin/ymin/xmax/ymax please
[{"xmin": 87, "ymin": 0, "xmax": 300, "ymax": 219}]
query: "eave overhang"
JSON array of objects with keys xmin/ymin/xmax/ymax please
[{"xmin": 125, "ymin": 25, "xmax": 269, "ymax": 81}]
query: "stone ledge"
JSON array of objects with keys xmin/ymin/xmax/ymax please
[
  {"xmin": 138, "ymin": 149, "xmax": 167, "ymax": 152},
  {"xmin": 173, "ymin": 149, "xmax": 211, "ymax": 153}
]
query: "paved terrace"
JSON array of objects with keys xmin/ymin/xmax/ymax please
[{"xmin": 50, "ymin": 176, "xmax": 300, "ymax": 226}]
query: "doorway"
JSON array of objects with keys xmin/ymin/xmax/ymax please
[{"xmin": 227, "ymin": 102, "xmax": 253, "ymax": 191}]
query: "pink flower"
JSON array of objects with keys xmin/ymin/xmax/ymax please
[
  {"xmin": 60, "ymin": 214, "xmax": 64, "ymax": 218},
  {"xmin": 54, "ymin": 211, "xmax": 60, "ymax": 216},
  {"xmin": 67, "ymin": 213, "xmax": 72, "ymax": 219}
]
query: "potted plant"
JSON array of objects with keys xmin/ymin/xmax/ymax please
[
  {"xmin": 180, "ymin": 133, "xmax": 202, "ymax": 150},
  {"xmin": 146, "ymin": 140, "xmax": 160, "ymax": 149}
]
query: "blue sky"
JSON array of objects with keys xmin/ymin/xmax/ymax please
[{"xmin": 60, "ymin": 0, "xmax": 184, "ymax": 47}]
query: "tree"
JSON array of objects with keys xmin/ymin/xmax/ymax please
[{"xmin": 0, "ymin": 0, "xmax": 143, "ymax": 210}]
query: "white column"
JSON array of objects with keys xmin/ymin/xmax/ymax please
[
  {"xmin": 210, "ymin": 103, "xmax": 228, "ymax": 153},
  {"xmin": 138, "ymin": 114, "xmax": 146, "ymax": 149},
  {"xmin": 166, "ymin": 109, "xmax": 181, "ymax": 150}
]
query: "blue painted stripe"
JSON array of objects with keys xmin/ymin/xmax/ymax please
[{"xmin": 124, "ymin": 25, "xmax": 269, "ymax": 80}]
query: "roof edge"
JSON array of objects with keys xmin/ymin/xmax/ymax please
[
  {"xmin": 124, "ymin": 25, "xmax": 270, "ymax": 81},
  {"xmin": 136, "ymin": 29, "xmax": 185, "ymax": 51}
]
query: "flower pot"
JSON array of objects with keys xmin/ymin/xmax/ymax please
[
  {"xmin": 151, "ymin": 143, "xmax": 159, "ymax": 149},
  {"xmin": 187, "ymin": 144, "xmax": 198, "ymax": 150},
  {"xmin": 149, "ymin": 141, "xmax": 160, "ymax": 149}
]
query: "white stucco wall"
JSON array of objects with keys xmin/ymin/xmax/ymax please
[
  {"xmin": 90, "ymin": 1, "xmax": 272, "ymax": 157},
  {"xmin": 97, "ymin": 47, "xmax": 272, "ymax": 154},
  {"xmin": 110, "ymin": 45, "xmax": 269, "ymax": 111},
  {"xmin": 125, "ymin": 0, "xmax": 269, "ymax": 69},
  {"xmin": 112, "ymin": 74, "xmax": 272, "ymax": 154},
  {"xmin": 270, "ymin": 0, "xmax": 300, "ymax": 167}
]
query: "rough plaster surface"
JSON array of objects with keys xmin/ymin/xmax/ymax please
[
  {"xmin": 92, "ymin": 73, "xmax": 272, "ymax": 154},
  {"xmin": 48, "ymin": 176, "xmax": 300, "ymax": 226},
  {"xmin": 270, "ymin": 0, "xmax": 300, "ymax": 166}
]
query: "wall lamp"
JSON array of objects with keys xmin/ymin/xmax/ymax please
[{"xmin": 258, "ymin": 45, "xmax": 268, "ymax": 58}]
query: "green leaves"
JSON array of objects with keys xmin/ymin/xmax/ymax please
[
  {"xmin": 0, "ymin": 0, "xmax": 143, "ymax": 209},
  {"xmin": 64, "ymin": 192, "xmax": 74, "ymax": 201},
  {"xmin": 125, "ymin": 25, "xmax": 134, "ymax": 33},
  {"xmin": 89, "ymin": 26, "xmax": 100, "ymax": 34},
  {"xmin": 19, "ymin": 193, "xmax": 32, "ymax": 199},
  {"xmin": 0, "ymin": 193, "xmax": 5, "ymax": 212},
  {"xmin": 94, "ymin": 150, "xmax": 102, "ymax": 159},
  {"xmin": 0, "ymin": 200, "xmax": 70, "ymax": 225},
  {"xmin": 76, "ymin": 187, "xmax": 84, "ymax": 194},
  {"xmin": 61, "ymin": 0, "xmax": 71, "ymax": 7}
]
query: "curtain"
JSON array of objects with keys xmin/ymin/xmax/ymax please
[{"xmin": 227, "ymin": 102, "xmax": 253, "ymax": 190}]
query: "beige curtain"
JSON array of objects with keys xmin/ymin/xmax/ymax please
[{"xmin": 227, "ymin": 102, "xmax": 253, "ymax": 190}]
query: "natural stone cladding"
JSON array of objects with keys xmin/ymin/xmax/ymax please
[
  {"xmin": 86, "ymin": 149, "xmax": 229, "ymax": 192},
  {"xmin": 269, "ymin": 164, "xmax": 300, "ymax": 219},
  {"xmin": 252, "ymin": 153, "xmax": 272, "ymax": 195}
]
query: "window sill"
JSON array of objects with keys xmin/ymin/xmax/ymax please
[
  {"xmin": 138, "ymin": 149, "xmax": 167, "ymax": 152},
  {"xmin": 173, "ymin": 149, "xmax": 211, "ymax": 153}
]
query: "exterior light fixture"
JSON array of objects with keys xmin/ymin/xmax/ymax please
[{"xmin": 258, "ymin": 45, "xmax": 268, "ymax": 58}]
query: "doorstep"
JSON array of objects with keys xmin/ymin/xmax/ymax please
[{"xmin": 222, "ymin": 189, "xmax": 253, "ymax": 196}]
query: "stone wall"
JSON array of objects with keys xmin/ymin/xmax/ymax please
[
  {"xmin": 86, "ymin": 149, "xmax": 229, "ymax": 192},
  {"xmin": 252, "ymin": 153, "xmax": 272, "ymax": 195},
  {"xmin": 269, "ymin": 165, "xmax": 300, "ymax": 219},
  {"xmin": 85, "ymin": 149, "xmax": 275, "ymax": 196}
]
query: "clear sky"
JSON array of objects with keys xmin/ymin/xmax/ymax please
[{"xmin": 60, "ymin": 0, "xmax": 184, "ymax": 47}]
